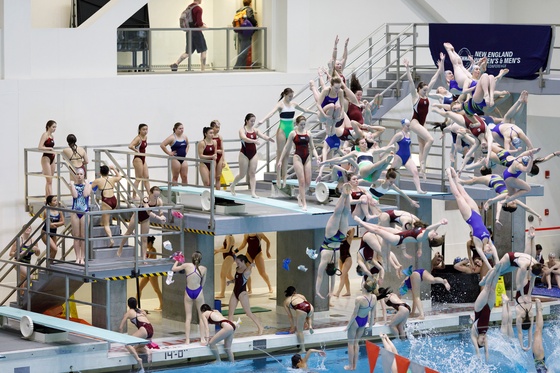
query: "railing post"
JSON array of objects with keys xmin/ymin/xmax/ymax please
[
  {"xmin": 187, "ymin": 30, "xmax": 192, "ymax": 71},
  {"xmin": 226, "ymin": 29, "xmax": 231, "ymax": 70},
  {"xmin": 24, "ymin": 150, "xmax": 29, "ymax": 212},
  {"xmin": 105, "ymin": 279, "xmax": 111, "ymax": 329},
  {"xmin": 263, "ymin": 28, "xmax": 268, "ymax": 70},
  {"xmin": 65, "ymin": 276, "xmax": 70, "ymax": 321},
  {"xmin": 84, "ymin": 213, "xmax": 90, "ymax": 277},
  {"xmin": 396, "ymin": 37, "xmax": 401, "ymax": 99},
  {"xmin": 412, "ymin": 23, "xmax": 417, "ymax": 71},
  {"xmin": 209, "ymin": 161, "xmax": 215, "ymax": 230},
  {"xmin": 385, "ymin": 24, "xmax": 391, "ymax": 69},
  {"xmin": 368, "ymin": 36, "xmax": 373, "ymax": 88},
  {"xmin": 266, "ymin": 119, "xmax": 271, "ymax": 173}
]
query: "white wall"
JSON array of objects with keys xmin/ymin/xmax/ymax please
[{"xmin": 3, "ymin": 0, "xmax": 560, "ymax": 263}]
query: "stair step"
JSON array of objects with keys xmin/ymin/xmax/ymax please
[
  {"xmin": 366, "ymin": 87, "xmax": 398, "ymax": 97},
  {"xmin": 91, "ymin": 245, "xmax": 135, "ymax": 260},
  {"xmin": 376, "ymin": 79, "xmax": 398, "ymax": 89}
]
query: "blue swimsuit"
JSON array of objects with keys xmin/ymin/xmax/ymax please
[
  {"xmin": 396, "ymin": 132, "xmax": 411, "ymax": 165},
  {"xmin": 171, "ymin": 136, "xmax": 188, "ymax": 163},
  {"xmin": 321, "ymin": 90, "xmax": 339, "ymax": 108},
  {"xmin": 466, "ymin": 210, "xmax": 491, "ymax": 241},
  {"xmin": 72, "ymin": 184, "xmax": 89, "ymax": 219},
  {"xmin": 185, "ymin": 268, "xmax": 203, "ymax": 300},
  {"xmin": 325, "ymin": 133, "xmax": 341, "ymax": 149},
  {"xmin": 404, "ymin": 268, "xmax": 425, "ymax": 289},
  {"xmin": 488, "ymin": 175, "xmax": 508, "ymax": 195},
  {"xmin": 355, "ymin": 295, "xmax": 373, "ymax": 327},
  {"xmin": 320, "ymin": 230, "xmax": 346, "ymax": 251},
  {"xmin": 503, "ymin": 167, "xmax": 522, "ymax": 181}
]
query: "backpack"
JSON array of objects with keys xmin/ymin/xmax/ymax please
[
  {"xmin": 179, "ymin": 4, "xmax": 198, "ymax": 28},
  {"xmin": 232, "ymin": 6, "xmax": 249, "ymax": 28}
]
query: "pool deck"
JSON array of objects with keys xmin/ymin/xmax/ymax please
[{"xmin": 1, "ymin": 293, "xmax": 558, "ymax": 372}]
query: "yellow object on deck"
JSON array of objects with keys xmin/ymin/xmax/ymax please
[
  {"xmin": 495, "ymin": 276, "xmax": 506, "ymax": 307},
  {"xmin": 220, "ymin": 162, "xmax": 235, "ymax": 187},
  {"xmin": 61, "ymin": 294, "xmax": 79, "ymax": 319}
]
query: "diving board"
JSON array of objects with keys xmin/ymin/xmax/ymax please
[
  {"xmin": 0, "ymin": 306, "xmax": 147, "ymax": 345},
  {"xmin": 161, "ymin": 185, "xmax": 331, "ymax": 215}
]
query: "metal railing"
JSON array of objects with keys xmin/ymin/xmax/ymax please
[
  {"xmin": 116, "ymin": 26, "xmax": 268, "ymax": 72},
  {"xmin": 0, "ymin": 256, "xmax": 113, "ymax": 328}
]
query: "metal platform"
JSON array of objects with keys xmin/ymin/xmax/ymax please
[{"xmin": 51, "ymin": 257, "xmax": 174, "ymax": 279}]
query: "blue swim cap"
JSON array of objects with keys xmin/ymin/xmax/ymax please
[
  {"xmin": 521, "ymin": 156, "xmax": 530, "ymax": 165},
  {"xmin": 512, "ymin": 137, "xmax": 522, "ymax": 147},
  {"xmin": 401, "ymin": 119, "xmax": 410, "ymax": 126}
]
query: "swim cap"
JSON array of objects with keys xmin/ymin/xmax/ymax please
[
  {"xmin": 512, "ymin": 137, "xmax": 522, "ymax": 147},
  {"xmin": 521, "ymin": 156, "xmax": 530, "ymax": 165},
  {"xmin": 401, "ymin": 119, "xmax": 410, "ymax": 126}
]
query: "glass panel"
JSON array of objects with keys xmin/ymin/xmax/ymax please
[{"xmin": 117, "ymin": 27, "xmax": 267, "ymax": 73}]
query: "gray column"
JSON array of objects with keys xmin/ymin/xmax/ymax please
[
  {"xmin": 91, "ymin": 280, "xmax": 127, "ymax": 331},
  {"xmin": 162, "ymin": 231, "xmax": 214, "ymax": 323},
  {"xmin": 415, "ymin": 198, "xmax": 433, "ymax": 302},
  {"xmin": 276, "ymin": 229, "xmax": 327, "ymax": 311}
]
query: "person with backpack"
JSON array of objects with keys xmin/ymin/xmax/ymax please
[
  {"xmin": 233, "ymin": 0, "xmax": 257, "ymax": 69},
  {"xmin": 171, "ymin": 0, "xmax": 207, "ymax": 72}
]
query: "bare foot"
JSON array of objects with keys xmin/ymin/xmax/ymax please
[
  {"xmin": 230, "ymin": 184, "xmax": 236, "ymax": 196},
  {"xmin": 333, "ymin": 292, "xmax": 340, "ymax": 297},
  {"xmin": 251, "ymin": 194, "xmax": 259, "ymax": 199},
  {"xmin": 215, "ymin": 294, "xmax": 225, "ymax": 299},
  {"xmin": 154, "ymin": 306, "xmax": 162, "ymax": 311},
  {"xmin": 344, "ymin": 365, "xmax": 355, "ymax": 370},
  {"xmin": 342, "ymin": 292, "xmax": 351, "ymax": 297},
  {"xmin": 257, "ymin": 326, "xmax": 264, "ymax": 336},
  {"xmin": 443, "ymin": 279, "xmax": 451, "ymax": 291},
  {"xmin": 316, "ymin": 292, "xmax": 325, "ymax": 300},
  {"xmin": 297, "ymin": 195, "xmax": 303, "ymax": 207},
  {"xmin": 109, "ymin": 239, "xmax": 114, "ymax": 248},
  {"xmin": 116, "ymin": 247, "xmax": 123, "ymax": 257},
  {"xmin": 185, "ymin": 339, "xmax": 190, "ymax": 345}
]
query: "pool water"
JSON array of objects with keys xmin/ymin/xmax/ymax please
[{"xmin": 154, "ymin": 321, "xmax": 560, "ymax": 373}]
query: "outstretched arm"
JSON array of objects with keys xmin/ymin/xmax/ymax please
[
  {"xmin": 426, "ymin": 57, "xmax": 445, "ymax": 92},
  {"xmin": 258, "ymin": 102, "xmax": 282, "ymax": 125},
  {"xmin": 404, "ymin": 58, "xmax": 418, "ymax": 101}
]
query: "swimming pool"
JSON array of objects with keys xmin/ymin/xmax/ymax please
[{"xmin": 154, "ymin": 321, "xmax": 560, "ymax": 373}]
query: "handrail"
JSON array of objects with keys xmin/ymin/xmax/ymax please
[
  {"xmin": 0, "ymin": 258, "xmax": 111, "ymax": 325},
  {"xmin": 90, "ymin": 146, "xmax": 216, "ymax": 229}
]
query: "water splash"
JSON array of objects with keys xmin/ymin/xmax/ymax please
[{"xmin": 253, "ymin": 346, "xmax": 286, "ymax": 369}]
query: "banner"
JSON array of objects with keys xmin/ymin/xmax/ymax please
[{"xmin": 429, "ymin": 24, "xmax": 552, "ymax": 80}]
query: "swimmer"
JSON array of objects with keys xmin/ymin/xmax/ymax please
[{"xmin": 172, "ymin": 251, "xmax": 207, "ymax": 345}]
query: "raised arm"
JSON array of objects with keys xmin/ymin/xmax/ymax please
[
  {"xmin": 426, "ymin": 57, "xmax": 445, "ymax": 92},
  {"xmin": 404, "ymin": 58, "xmax": 418, "ymax": 101}
]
